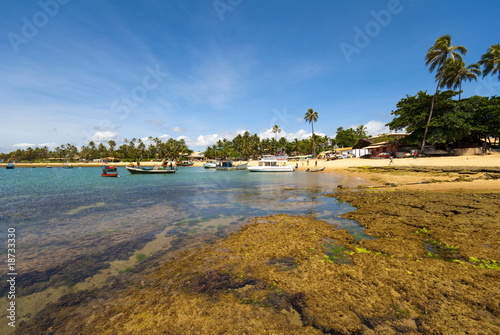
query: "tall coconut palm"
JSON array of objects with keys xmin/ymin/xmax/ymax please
[
  {"xmin": 271, "ymin": 125, "xmax": 281, "ymax": 154},
  {"xmin": 421, "ymin": 35, "xmax": 468, "ymax": 152},
  {"xmin": 479, "ymin": 44, "xmax": 500, "ymax": 80},
  {"xmin": 438, "ymin": 59, "xmax": 481, "ymax": 99},
  {"xmin": 304, "ymin": 108, "xmax": 319, "ymax": 157}
]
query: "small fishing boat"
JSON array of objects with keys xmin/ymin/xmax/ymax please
[
  {"xmin": 5, "ymin": 163, "xmax": 15, "ymax": 169},
  {"xmin": 203, "ymin": 160, "xmax": 218, "ymax": 169},
  {"xmin": 306, "ymin": 167, "xmax": 325, "ymax": 172},
  {"xmin": 179, "ymin": 161, "xmax": 194, "ymax": 166},
  {"xmin": 216, "ymin": 161, "xmax": 248, "ymax": 171},
  {"xmin": 63, "ymin": 163, "xmax": 74, "ymax": 169},
  {"xmin": 247, "ymin": 155, "xmax": 294, "ymax": 172},
  {"xmin": 125, "ymin": 162, "xmax": 176, "ymax": 174},
  {"xmin": 101, "ymin": 166, "xmax": 119, "ymax": 177}
]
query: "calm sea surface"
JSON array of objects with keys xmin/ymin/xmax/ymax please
[{"xmin": 0, "ymin": 166, "xmax": 367, "ymax": 329}]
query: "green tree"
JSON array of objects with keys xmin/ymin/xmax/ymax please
[
  {"xmin": 304, "ymin": 108, "xmax": 318, "ymax": 156},
  {"xmin": 387, "ymin": 91, "xmax": 500, "ymax": 147},
  {"xmin": 355, "ymin": 125, "xmax": 368, "ymax": 138},
  {"xmin": 335, "ymin": 127, "xmax": 359, "ymax": 148},
  {"xmin": 422, "ymin": 35, "xmax": 468, "ymax": 152},
  {"xmin": 108, "ymin": 140, "xmax": 117, "ymax": 158},
  {"xmin": 479, "ymin": 44, "xmax": 500, "ymax": 80}
]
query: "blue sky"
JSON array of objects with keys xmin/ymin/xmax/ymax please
[{"xmin": 1, "ymin": 0, "xmax": 499, "ymax": 153}]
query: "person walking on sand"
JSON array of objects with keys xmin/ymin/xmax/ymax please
[{"xmin": 389, "ymin": 156, "xmax": 394, "ymax": 165}]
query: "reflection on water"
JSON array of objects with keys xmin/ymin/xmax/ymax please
[{"xmin": 0, "ymin": 167, "xmax": 368, "ymax": 331}]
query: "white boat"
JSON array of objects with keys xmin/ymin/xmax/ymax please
[
  {"xmin": 203, "ymin": 160, "xmax": 218, "ymax": 168},
  {"xmin": 247, "ymin": 155, "xmax": 294, "ymax": 172}
]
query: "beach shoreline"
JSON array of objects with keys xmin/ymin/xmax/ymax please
[{"xmin": 7, "ymin": 154, "xmax": 500, "ymax": 192}]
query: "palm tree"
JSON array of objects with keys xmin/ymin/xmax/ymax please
[
  {"xmin": 304, "ymin": 108, "xmax": 318, "ymax": 157},
  {"xmin": 271, "ymin": 125, "xmax": 281, "ymax": 154},
  {"xmin": 438, "ymin": 59, "xmax": 481, "ymax": 99},
  {"xmin": 421, "ymin": 35, "xmax": 468, "ymax": 152},
  {"xmin": 479, "ymin": 44, "xmax": 500, "ymax": 80}
]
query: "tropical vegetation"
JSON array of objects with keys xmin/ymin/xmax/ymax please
[
  {"xmin": 388, "ymin": 92, "xmax": 500, "ymax": 147},
  {"xmin": 0, "ymin": 138, "xmax": 191, "ymax": 163},
  {"xmin": 304, "ymin": 108, "xmax": 319, "ymax": 156}
]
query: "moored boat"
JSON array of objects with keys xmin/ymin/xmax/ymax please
[
  {"xmin": 180, "ymin": 161, "xmax": 194, "ymax": 166},
  {"xmin": 101, "ymin": 166, "xmax": 119, "ymax": 177},
  {"xmin": 247, "ymin": 155, "xmax": 294, "ymax": 172},
  {"xmin": 216, "ymin": 161, "xmax": 248, "ymax": 171},
  {"xmin": 203, "ymin": 160, "xmax": 218, "ymax": 168},
  {"xmin": 5, "ymin": 163, "xmax": 15, "ymax": 169},
  {"xmin": 126, "ymin": 162, "xmax": 176, "ymax": 174},
  {"xmin": 306, "ymin": 167, "xmax": 325, "ymax": 172},
  {"xmin": 63, "ymin": 163, "xmax": 74, "ymax": 169}
]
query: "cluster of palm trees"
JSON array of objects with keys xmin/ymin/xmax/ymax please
[
  {"xmin": 270, "ymin": 109, "xmax": 319, "ymax": 156},
  {"xmin": 2, "ymin": 137, "xmax": 192, "ymax": 163},
  {"xmin": 421, "ymin": 36, "xmax": 499, "ymax": 151}
]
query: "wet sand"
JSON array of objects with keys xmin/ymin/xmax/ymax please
[{"xmin": 11, "ymin": 154, "xmax": 500, "ymax": 334}]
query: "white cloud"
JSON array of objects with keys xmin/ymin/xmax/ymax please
[
  {"xmin": 347, "ymin": 121, "xmax": 390, "ymax": 137},
  {"xmin": 259, "ymin": 128, "xmax": 325, "ymax": 141},
  {"xmin": 179, "ymin": 130, "xmax": 248, "ymax": 148},
  {"xmin": 88, "ymin": 131, "xmax": 118, "ymax": 143},
  {"xmin": 12, "ymin": 143, "xmax": 36, "ymax": 149},
  {"xmin": 364, "ymin": 121, "xmax": 390, "ymax": 137}
]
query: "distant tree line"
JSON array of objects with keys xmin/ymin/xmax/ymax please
[
  {"xmin": 0, "ymin": 137, "xmax": 191, "ymax": 163},
  {"xmin": 1, "ymin": 127, "xmax": 370, "ymax": 162},
  {"xmin": 203, "ymin": 127, "xmax": 368, "ymax": 160}
]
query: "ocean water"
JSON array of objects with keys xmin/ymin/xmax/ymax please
[{"xmin": 0, "ymin": 166, "xmax": 367, "ymax": 329}]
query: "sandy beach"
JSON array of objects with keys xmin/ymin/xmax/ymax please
[{"xmin": 10, "ymin": 153, "xmax": 500, "ymax": 334}]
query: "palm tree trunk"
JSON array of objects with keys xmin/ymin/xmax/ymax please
[
  {"xmin": 311, "ymin": 123, "xmax": 315, "ymax": 157},
  {"xmin": 420, "ymin": 85, "xmax": 440, "ymax": 152}
]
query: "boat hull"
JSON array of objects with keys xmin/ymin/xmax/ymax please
[
  {"xmin": 306, "ymin": 167, "xmax": 325, "ymax": 172},
  {"xmin": 101, "ymin": 173, "xmax": 119, "ymax": 177},
  {"xmin": 247, "ymin": 166, "xmax": 294, "ymax": 172},
  {"xmin": 216, "ymin": 163, "xmax": 248, "ymax": 171},
  {"xmin": 126, "ymin": 166, "xmax": 176, "ymax": 174}
]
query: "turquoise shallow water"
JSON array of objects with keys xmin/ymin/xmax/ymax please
[
  {"xmin": 0, "ymin": 166, "xmax": 367, "ymax": 286},
  {"xmin": 1, "ymin": 166, "xmax": 362, "ymax": 228}
]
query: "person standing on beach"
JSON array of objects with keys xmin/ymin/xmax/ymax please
[{"xmin": 389, "ymin": 156, "xmax": 394, "ymax": 165}]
